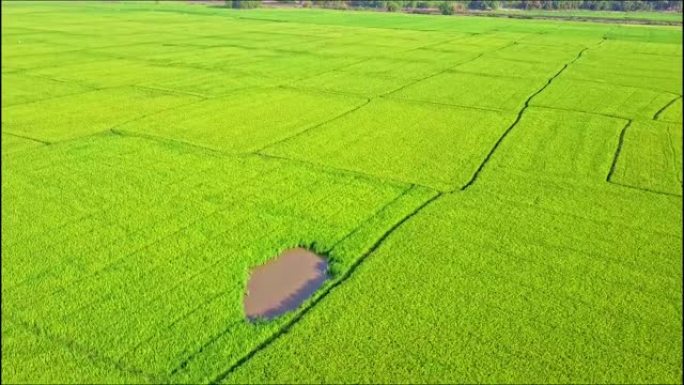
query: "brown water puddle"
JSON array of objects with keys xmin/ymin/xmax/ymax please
[{"xmin": 244, "ymin": 247, "xmax": 328, "ymax": 321}]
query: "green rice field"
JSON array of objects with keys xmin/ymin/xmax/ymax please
[{"xmin": 1, "ymin": 1, "xmax": 682, "ymax": 384}]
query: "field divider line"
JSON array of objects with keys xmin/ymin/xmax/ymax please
[
  {"xmin": 209, "ymin": 190, "xmax": 444, "ymax": 384},
  {"xmin": 6, "ymin": 315, "xmax": 167, "ymax": 384},
  {"xmin": 0, "ymin": 77, "xmax": 122, "ymax": 109},
  {"xmin": 2, "ymin": 88, "xmax": 101, "ymax": 109},
  {"xmin": 256, "ymin": 42, "xmax": 518, "ymax": 163},
  {"xmin": 379, "ymin": 52, "xmax": 487, "ymax": 99},
  {"xmin": 531, "ymin": 104, "xmax": 632, "ymax": 122},
  {"xmin": 665, "ymin": 127, "xmax": 682, "ymax": 185},
  {"xmin": 608, "ymin": 180, "xmax": 682, "ymax": 198},
  {"xmin": 404, "ymin": 37, "xmax": 463, "ymax": 52},
  {"xmin": 12, "ymin": 71, "xmax": 91, "ymax": 85},
  {"xmin": 116, "ymin": 126, "xmax": 421, "ymax": 192},
  {"xmin": 277, "ymin": 84, "xmax": 506, "ymax": 115},
  {"xmin": 606, "ymin": 119, "xmax": 631, "ymax": 183},
  {"xmin": 460, "ymin": 46, "xmax": 590, "ymax": 191},
  {"xmin": 444, "ymin": 67, "xmax": 545, "ymax": 80},
  {"xmin": 5, "ymin": 32, "xmax": 239, "ymax": 72},
  {"xmin": 379, "ymin": 40, "xmax": 520, "ymax": 100},
  {"xmin": 325, "ymin": 184, "xmax": 417, "ymax": 252},
  {"xmin": 131, "ymin": 84, "xmax": 211, "ymax": 99},
  {"xmin": 381, "ymin": 95, "xmax": 506, "ymax": 113},
  {"xmin": 653, "ymin": 94, "xmax": 682, "ymax": 121},
  {"xmin": 110, "ymin": 128, "xmax": 227, "ymax": 156},
  {"xmin": 5, "ymin": 88, "xmax": 208, "ymax": 149},
  {"xmin": 253, "ymin": 97, "xmax": 372, "ymax": 153},
  {"xmin": 5, "ymin": 39, "xmax": 182, "ymax": 62},
  {"xmin": 276, "ymin": 83, "xmax": 368, "ymax": 99},
  {"xmin": 111, "ymin": 122, "xmax": 428, "ymax": 192},
  {"xmin": 559, "ymin": 75, "xmax": 683, "ymax": 97},
  {"xmin": 274, "ymin": 57, "xmax": 373, "ymax": 84},
  {"xmin": 0, "ymin": 83, "xmax": 114, "ymax": 109},
  {"xmin": 107, "ymin": 96, "xmax": 208, "ymax": 131},
  {"xmin": 2, "ymin": 131, "xmax": 52, "ymax": 145},
  {"xmin": 250, "ymin": 151, "xmax": 434, "ymax": 191}
]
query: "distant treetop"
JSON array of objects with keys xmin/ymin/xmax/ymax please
[{"xmin": 265, "ymin": 0, "xmax": 683, "ymax": 12}]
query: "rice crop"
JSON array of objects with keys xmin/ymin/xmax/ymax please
[{"xmin": 2, "ymin": 1, "xmax": 681, "ymax": 384}]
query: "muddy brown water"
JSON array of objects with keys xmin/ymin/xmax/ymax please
[{"xmin": 244, "ymin": 248, "xmax": 328, "ymax": 321}]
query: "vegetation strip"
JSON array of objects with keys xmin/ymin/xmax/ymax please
[{"xmin": 464, "ymin": 11, "xmax": 683, "ymax": 26}]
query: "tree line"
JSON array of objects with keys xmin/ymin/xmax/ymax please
[{"xmin": 228, "ymin": 1, "xmax": 683, "ymax": 13}]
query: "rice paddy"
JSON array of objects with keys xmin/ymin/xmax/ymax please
[{"xmin": 1, "ymin": 1, "xmax": 682, "ymax": 384}]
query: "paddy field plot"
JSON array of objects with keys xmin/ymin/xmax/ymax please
[{"xmin": 1, "ymin": 2, "xmax": 682, "ymax": 384}]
